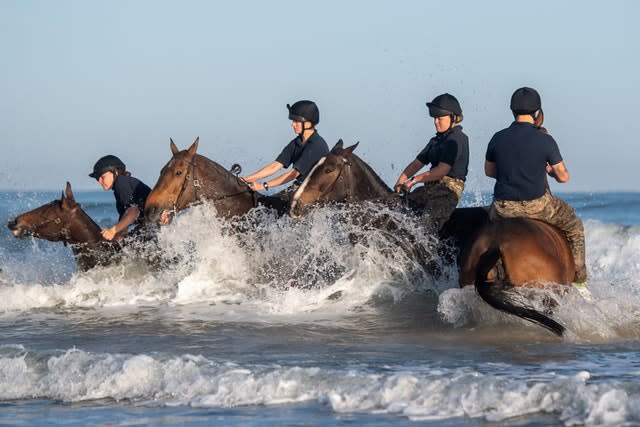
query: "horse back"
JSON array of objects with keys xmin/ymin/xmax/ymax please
[{"xmin": 459, "ymin": 216, "xmax": 575, "ymax": 287}]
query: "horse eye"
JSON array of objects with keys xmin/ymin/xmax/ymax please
[
  {"xmin": 324, "ymin": 167, "xmax": 334, "ymax": 174},
  {"xmin": 175, "ymin": 170, "xmax": 183, "ymax": 176}
]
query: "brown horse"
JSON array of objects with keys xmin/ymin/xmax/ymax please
[
  {"xmin": 442, "ymin": 208, "xmax": 574, "ymax": 336},
  {"xmin": 7, "ymin": 182, "xmax": 121, "ymax": 271},
  {"xmin": 145, "ymin": 137, "xmax": 287, "ymax": 223},
  {"xmin": 292, "ymin": 141, "xmax": 574, "ymax": 336}
]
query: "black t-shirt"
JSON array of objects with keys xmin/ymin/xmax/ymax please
[
  {"xmin": 112, "ymin": 175, "xmax": 151, "ymax": 223},
  {"xmin": 485, "ymin": 122, "xmax": 563, "ymax": 201},
  {"xmin": 275, "ymin": 132, "xmax": 330, "ymax": 182},
  {"xmin": 416, "ymin": 125, "xmax": 469, "ymax": 181}
]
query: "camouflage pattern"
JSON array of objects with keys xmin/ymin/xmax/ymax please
[
  {"xmin": 490, "ymin": 191, "xmax": 587, "ymax": 282},
  {"xmin": 408, "ymin": 176, "xmax": 464, "ymax": 232}
]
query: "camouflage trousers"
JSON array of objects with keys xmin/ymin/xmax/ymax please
[
  {"xmin": 407, "ymin": 176, "xmax": 464, "ymax": 232},
  {"xmin": 490, "ymin": 191, "xmax": 587, "ymax": 282}
]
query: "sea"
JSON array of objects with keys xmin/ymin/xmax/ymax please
[{"xmin": 1, "ymin": 189, "xmax": 639, "ymax": 427}]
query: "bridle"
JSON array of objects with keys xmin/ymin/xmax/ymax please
[
  {"xmin": 319, "ymin": 153, "xmax": 354, "ymax": 201},
  {"xmin": 167, "ymin": 156, "xmax": 257, "ymax": 217},
  {"xmin": 25, "ymin": 203, "xmax": 74, "ymax": 241}
]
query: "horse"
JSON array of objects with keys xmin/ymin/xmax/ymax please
[
  {"xmin": 291, "ymin": 140, "xmax": 575, "ymax": 336},
  {"xmin": 442, "ymin": 208, "xmax": 574, "ymax": 336},
  {"xmin": 144, "ymin": 137, "xmax": 287, "ymax": 223},
  {"xmin": 7, "ymin": 182, "xmax": 122, "ymax": 271}
]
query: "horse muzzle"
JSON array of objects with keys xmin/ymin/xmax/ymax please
[
  {"xmin": 7, "ymin": 218, "xmax": 29, "ymax": 238},
  {"xmin": 145, "ymin": 206, "xmax": 174, "ymax": 225},
  {"xmin": 289, "ymin": 200, "xmax": 309, "ymax": 219}
]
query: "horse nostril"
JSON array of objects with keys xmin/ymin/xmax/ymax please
[
  {"xmin": 7, "ymin": 218, "xmax": 17, "ymax": 230},
  {"xmin": 145, "ymin": 208, "xmax": 155, "ymax": 221}
]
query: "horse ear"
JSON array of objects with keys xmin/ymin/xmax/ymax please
[
  {"xmin": 170, "ymin": 138, "xmax": 179, "ymax": 155},
  {"xmin": 64, "ymin": 181, "xmax": 75, "ymax": 202},
  {"xmin": 187, "ymin": 137, "xmax": 199, "ymax": 158},
  {"xmin": 344, "ymin": 141, "xmax": 360, "ymax": 154},
  {"xmin": 331, "ymin": 139, "xmax": 344, "ymax": 154}
]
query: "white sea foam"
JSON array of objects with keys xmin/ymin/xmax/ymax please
[{"xmin": 1, "ymin": 346, "xmax": 639, "ymax": 425}]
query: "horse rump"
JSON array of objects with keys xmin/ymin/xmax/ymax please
[{"xmin": 474, "ymin": 247, "xmax": 566, "ymax": 337}]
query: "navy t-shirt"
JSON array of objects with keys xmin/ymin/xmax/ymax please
[
  {"xmin": 275, "ymin": 132, "xmax": 330, "ymax": 182},
  {"xmin": 416, "ymin": 125, "xmax": 469, "ymax": 181},
  {"xmin": 112, "ymin": 175, "xmax": 151, "ymax": 223},
  {"xmin": 485, "ymin": 122, "xmax": 563, "ymax": 201}
]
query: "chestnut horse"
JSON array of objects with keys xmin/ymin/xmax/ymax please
[
  {"xmin": 7, "ymin": 182, "xmax": 121, "ymax": 271},
  {"xmin": 292, "ymin": 141, "xmax": 574, "ymax": 336},
  {"xmin": 145, "ymin": 138, "xmax": 287, "ymax": 223}
]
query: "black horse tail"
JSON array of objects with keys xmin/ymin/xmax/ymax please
[{"xmin": 475, "ymin": 247, "xmax": 566, "ymax": 337}]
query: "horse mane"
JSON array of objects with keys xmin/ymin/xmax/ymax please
[
  {"xmin": 193, "ymin": 153, "xmax": 245, "ymax": 189},
  {"xmin": 345, "ymin": 150, "xmax": 393, "ymax": 196},
  {"xmin": 72, "ymin": 204, "xmax": 104, "ymax": 242}
]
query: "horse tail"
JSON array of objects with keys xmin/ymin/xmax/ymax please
[{"xmin": 475, "ymin": 247, "xmax": 566, "ymax": 337}]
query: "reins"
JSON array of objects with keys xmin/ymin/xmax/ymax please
[{"xmin": 170, "ymin": 156, "xmax": 256, "ymax": 215}]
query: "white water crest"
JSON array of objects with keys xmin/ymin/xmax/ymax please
[{"xmin": 1, "ymin": 345, "xmax": 639, "ymax": 425}]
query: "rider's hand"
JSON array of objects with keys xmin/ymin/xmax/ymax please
[
  {"xmin": 101, "ymin": 226, "xmax": 118, "ymax": 241},
  {"xmin": 400, "ymin": 179, "xmax": 415, "ymax": 193}
]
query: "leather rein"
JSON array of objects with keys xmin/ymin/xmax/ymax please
[{"xmin": 169, "ymin": 156, "xmax": 257, "ymax": 216}]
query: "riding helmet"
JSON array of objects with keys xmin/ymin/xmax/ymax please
[
  {"xmin": 89, "ymin": 155, "xmax": 126, "ymax": 179},
  {"xmin": 510, "ymin": 87, "xmax": 541, "ymax": 114},
  {"xmin": 426, "ymin": 93, "xmax": 463, "ymax": 120},
  {"xmin": 287, "ymin": 100, "xmax": 320, "ymax": 125}
]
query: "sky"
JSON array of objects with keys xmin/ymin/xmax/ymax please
[{"xmin": 1, "ymin": 0, "xmax": 639, "ymax": 193}]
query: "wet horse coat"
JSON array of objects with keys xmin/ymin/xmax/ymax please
[
  {"xmin": 442, "ymin": 208, "xmax": 575, "ymax": 335},
  {"xmin": 145, "ymin": 138, "xmax": 287, "ymax": 223}
]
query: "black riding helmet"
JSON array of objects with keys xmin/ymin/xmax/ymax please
[
  {"xmin": 89, "ymin": 155, "xmax": 126, "ymax": 179},
  {"xmin": 510, "ymin": 87, "xmax": 541, "ymax": 115},
  {"xmin": 426, "ymin": 93, "xmax": 463, "ymax": 123},
  {"xmin": 287, "ymin": 100, "xmax": 319, "ymax": 125}
]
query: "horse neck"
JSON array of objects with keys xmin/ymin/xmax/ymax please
[
  {"xmin": 349, "ymin": 153, "xmax": 393, "ymax": 199},
  {"xmin": 67, "ymin": 207, "xmax": 104, "ymax": 245},
  {"xmin": 195, "ymin": 154, "xmax": 246, "ymax": 197}
]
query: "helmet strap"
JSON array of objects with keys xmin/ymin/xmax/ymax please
[{"xmin": 299, "ymin": 122, "xmax": 315, "ymax": 140}]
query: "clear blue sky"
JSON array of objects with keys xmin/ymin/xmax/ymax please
[{"xmin": 1, "ymin": 0, "xmax": 638, "ymax": 192}]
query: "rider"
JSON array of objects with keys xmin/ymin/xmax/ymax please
[
  {"xmin": 484, "ymin": 87, "xmax": 587, "ymax": 284},
  {"xmin": 394, "ymin": 93, "xmax": 469, "ymax": 232},
  {"xmin": 89, "ymin": 155, "xmax": 151, "ymax": 241},
  {"xmin": 241, "ymin": 100, "xmax": 330, "ymax": 202}
]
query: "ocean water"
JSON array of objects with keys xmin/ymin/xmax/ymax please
[{"xmin": 1, "ymin": 189, "xmax": 640, "ymax": 426}]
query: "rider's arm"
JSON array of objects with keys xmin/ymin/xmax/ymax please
[
  {"xmin": 394, "ymin": 160, "xmax": 424, "ymax": 192},
  {"xmin": 102, "ymin": 205, "xmax": 140, "ymax": 241},
  {"xmin": 414, "ymin": 162, "xmax": 452, "ymax": 184},
  {"xmin": 252, "ymin": 168, "xmax": 300, "ymax": 191},
  {"xmin": 241, "ymin": 161, "xmax": 284, "ymax": 183},
  {"xmin": 549, "ymin": 161, "xmax": 569, "ymax": 183},
  {"xmin": 484, "ymin": 160, "xmax": 497, "ymax": 178}
]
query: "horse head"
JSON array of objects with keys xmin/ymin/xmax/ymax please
[
  {"xmin": 145, "ymin": 137, "xmax": 201, "ymax": 223},
  {"xmin": 290, "ymin": 139, "xmax": 392, "ymax": 217},
  {"xmin": 7, "ymin": 182, "xmax": 102, "ymax": 244},
  {"xmin": 145, "ymin": 137, "xmax": 255, "ymax": 222}
]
